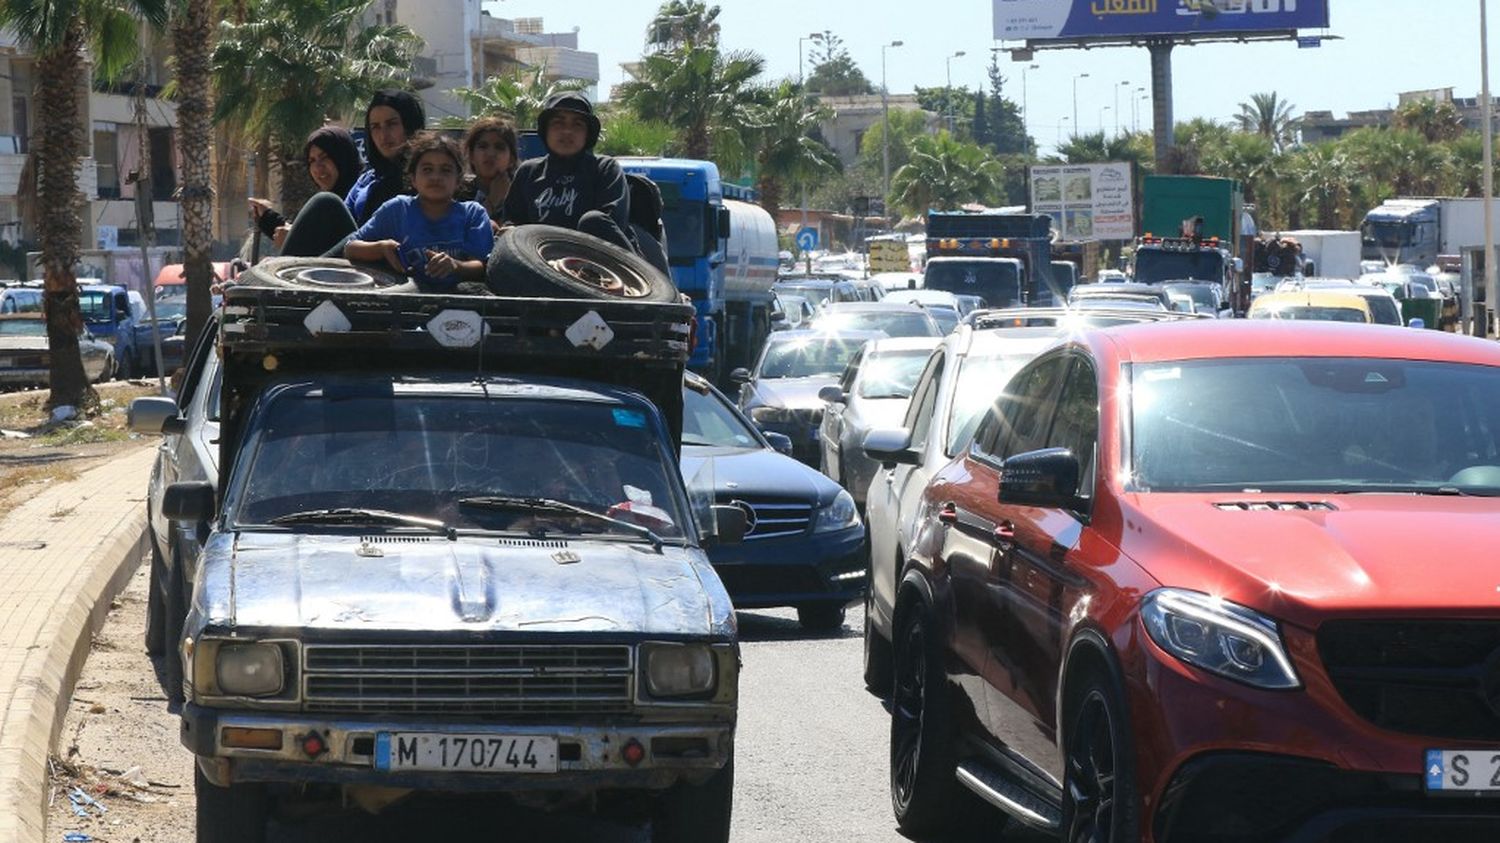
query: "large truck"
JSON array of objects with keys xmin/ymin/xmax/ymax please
[
  {"xmin": 1136, "ymin": 175, "xmax": 1249, "ymax": 311},
  {"xmin": 1360, "ymin": 197, "xmax": 1500, "ymax": 268},
  {"xmin": 923, "ymin": 210, "xmax": 1059, "ymax": 307},
  {"xmin": 618, "ymin": 157, "xmax": 780, "ymax": 386}
]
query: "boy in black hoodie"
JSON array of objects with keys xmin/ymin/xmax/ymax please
[{"xmin": 502, "ymin": 92, "xmax": 634, "ymax": 252}]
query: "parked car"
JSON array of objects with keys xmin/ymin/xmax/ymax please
[
  {"xmin": 817, "ymin": 337, "xmax": 941, "ymax": 508},
  {"xmin": 0, "ymin": 313, "xmax": 115, "ymax": 387},
  {"xmin": 733, "ymin": 329, "xmax": 884, "ymax": 466},
  {"xmin": 681, "ymin": 372, "xmax": 865, "ymax": 631},
  {"xmin": 79, "ymin": 283, "xmax": 179, "ymax": 378},
  {"xmin": 880, "ymin": 319, "xmax": 1500, "ymax": 840},
  {"xmin": 0, "ymin": 283, "xmax": 42, "ymax": 314},
  {"xmin": 808, "ymin": 302, "xmax": 943, "ymax": 339},
  {"xmin": 1249, "ymin": 290, "xmax": 1373, "ymax": 323}
]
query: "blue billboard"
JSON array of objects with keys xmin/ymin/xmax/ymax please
[{"xmin": 994, "ymin": 0, "xmax": 1329, "ymax": 41}]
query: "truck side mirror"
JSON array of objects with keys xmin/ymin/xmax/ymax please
[
  {"xmin": 163, "ymin": 481, "xmax": 215, "ymax": 523},
  {"xmin": 128, "ymin": 396, "xmax": 185, "ymax": 435},
  {"xmin": 1232, "ymin": 257, "xmax": 1245, "ymax": 274},
  {"xmin": 717, "ymin": 208, "xmax": 731, "ymax": 239}
]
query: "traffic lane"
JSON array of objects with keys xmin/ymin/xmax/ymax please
[{"xmin": 734, "ymin": 606, "xmax": 1051, "ymax": 843}]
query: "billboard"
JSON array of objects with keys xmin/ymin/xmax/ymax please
[
  {"xmin": 994, "ymin": 0, "xmax": 1329, "ymax": 41},
  {"xmin": 1030, "ymin": 163, "xmax": 1135, "ymax": 241}
]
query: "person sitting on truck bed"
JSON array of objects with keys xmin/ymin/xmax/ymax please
[
  {"xmin": 248, "ymin": 125, "xmax": 362, "ymax": 253},
  {"xmin": 344, "ymin": 132, "xmax": 493, "ymax": 289},
  {"xmin": 501, "ymin": 92, "xmax": 635, "ymax": 254}
]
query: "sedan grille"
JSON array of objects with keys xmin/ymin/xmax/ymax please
[
  {"xmin": 1317, "ymin": 620, "xmax": 1500, "ymax": 741},
  {"xmin": 301, "ymin": 644, "xmax": 634, "ymax": 716},
  {"xmin": 721, "ymin": 496, "xmax": 813, "ymax": 541}
]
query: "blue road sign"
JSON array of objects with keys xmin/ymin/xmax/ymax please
[{"xmin": 796, "ymin": 227, "xmax": 819, "ymax": 251}]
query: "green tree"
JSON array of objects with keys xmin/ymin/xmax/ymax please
[
  {"xmin": 915, "ymin": 86, "xmax": 974, "ymax": 137},
  {"xmin": 617, "ymin": 45, "xmax": 764, "ymax": 162},
  {"xmin": 212, "ymin": 0, "xmax": 422, "ymax": 210},
  {"xmin": 1235, "ymin": 91, "xmax": 1298, "ymax": 151},
  {"xmin": 890, "ymin": 131, "xmax": 1003, "ymax": 215},
  {"xmin": 1393, "ymin": 97, "xmax": 1465, "ymax": 144},
  {"xmin": 856, "ymin": 108, "xmax": 930, "ymax": 181},
  {"xmin": 804, "ymin": 31, "xmax": 871, "ymax": 97},
  {"xmin": 447, "ymin": 64, "xmax": 587, "ymax": 129},
  {"xmin": 746, "ymin": 81, "xmax": 839, "ymax": 221},
  {"xmin": 0, "ymin": 0, "xmax": 167, "ymax": 409},
  {"xmin": 982, "ymin": 54, "xmax": 1031, "ymax": 155},
  {"xmin": 1055, "ymin": 131, "xmax": 1149, "ymax": 167},
  {"xmin": 1287, "ymin": 142, "xmax": 1354, "ymax": 228},
  {"xmin": 645, "ymin": 0, "xmax": 720, "ymax": 52},
  {"xmin": 595, "ymin": 109, "xmax": 676, "ymax": 157}
]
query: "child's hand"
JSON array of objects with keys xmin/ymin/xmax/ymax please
[
  {"xmin": 375, "ymin": 240, "xmax": 405, "ymax": 274},
  {"xmin": 425, "ymin": 249, "xmax": 458, "ymax": 279}
]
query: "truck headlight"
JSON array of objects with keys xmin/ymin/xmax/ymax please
[
  {"xmin": 1141, "ymin": 589, "xmax": 1300, "ymax": 690},
  {"xmin": 213, "ymin": 642, "xmax": 284, "ymax": 697},
  {"xmin": 642, "ymin": 644, "xmax": 717, "ymax": 698},
  {"xmin": 813, "ymin": 490, "xmax": 860, "ymax": 533}
]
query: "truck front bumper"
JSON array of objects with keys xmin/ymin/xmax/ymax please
[{"xmin": 181, "ymin": 704, "xmax": 734, "ymax": 792}]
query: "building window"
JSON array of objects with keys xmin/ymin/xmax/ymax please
[
  {"xmin": 149, "ymin": 127, "xmax": 175, "ymax": 200},
  {"xmin": 94, "ymin": 123, "xmax": 120, "ymax": 199}
]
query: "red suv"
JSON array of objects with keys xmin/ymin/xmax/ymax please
[{"xmin": 878, "ymin": 320, "xmax": 1500, "ymax": 842}]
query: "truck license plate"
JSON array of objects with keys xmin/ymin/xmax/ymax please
[
  {"xmin": 376, "ymin": 733, "xmax": 559, "ymax": 773},
  {"xmin": 1425, "ymin": 750, "xmax": 1500, "ymax": 794}
]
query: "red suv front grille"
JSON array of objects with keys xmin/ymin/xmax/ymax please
[{"xmin": 1317, "ymin": 620, "xmax": 1500, "ymax": 742}]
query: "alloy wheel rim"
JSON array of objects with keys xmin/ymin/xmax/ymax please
[
  {"xmin": 539, "ymin": 244, "xmax": 648, "ymax": 298},
  {"xmin": 1066, "ymin": 689, "xmax": 1117, "ymax": 843},
  {"xmin": 891, "ymin": 617, "xmax": 926, "ymax": 809}
]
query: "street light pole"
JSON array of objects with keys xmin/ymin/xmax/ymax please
[
  {"xmin": 1023, "ymin": 62, "xmax": 1039, "ymax": 149},
  {"xmin": 945, "ymin": 51, "xmax": 966, "ymax": 133},
  {"xmin": 1072, "ymin": 72, "xmax": 1090, "ymax": 137},
  {"xmin": 1100, "ymin": 105, "xmax": 1111, "ymax": 135},
  {"xmin": 881, "ymin": 40, "xmax": 904, "ymax": 214},
  {"xmin": 798, "ymin": 32, "xmax": 821, "ymax": 84},
  {"xmin": 1058, "ymin": 116, "xmax": 1070, "ymax": 147},
  {"xmin": 1115, "ymin": 81, "xmax": 1129, "ymax": 136},
  {"xmin": 1135, "ymin": 87, "xmax": 1147, "ymax": 133}
]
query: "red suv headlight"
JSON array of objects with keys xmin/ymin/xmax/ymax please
[{"xmin": 1141, "ymin": 588, "xmax": 1301, "ymax": 690}]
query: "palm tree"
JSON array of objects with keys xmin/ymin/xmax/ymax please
[
  {"xmin": 595, "ymin": 110, "xmax": 676, "ymax": 157},
  {"xmin": 1289, "ymin": 142, "xmax": 1354, "ymax": 229},
  {"xmin": 0, "ymin": 0, "xmax": 167, "ymax": 410},
  {"xmin": 890, "ymin": 132, "xmax": 1003, "ymax": 215},
  {"xmin": 645, "ymin": 0, "xmax": 720, "ymax": 52},
  {"xmin": 1235, "ymin": 91, "xmax": 1298, "ymax": 151},
  {"xmin": 212, "ymin": 0, "xmax": 422, "ymax": 210},
  {"xmin": 617, "ymin": 45, "xmax": 764, "ymax": 161},
  {"xmin": 1393, "ymin": 98, "xmax": 1465, "ymax": 144},
  {"xmin": 1056, "ymin": 131, "xmax": 1148, "ymax": 166},
  {"xmin": 173, "ymin": 0, "xmax": 215, "ymax": 349},
  {"xmin": 446, "ymin": 64, "xmax": 586, "ymax": 129},
  {"xmin": 746, "ymin": 82, "xmax": 838, "ymax": 220}
]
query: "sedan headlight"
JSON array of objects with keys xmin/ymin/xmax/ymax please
[
  {"xmin": 642, "ymin": 643, "xmax": 717, "ymax": 698},
  {"xmin": 813, "ymin": 489, "xmax": 860, "ymax": 533},
  {"xmin": 208, "ymin": 641, "xmax": 285, "ymax": 697},
  {"xmin": 1141, "ymin": 589, "xmax": 1300, "ymax": 690}
]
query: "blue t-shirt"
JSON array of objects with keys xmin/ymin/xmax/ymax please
[{"xmin": 355, "ymin": 196, "xmax": 495, "ymax": 289}]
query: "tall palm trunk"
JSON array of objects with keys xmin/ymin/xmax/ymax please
[
  {"xmin": 36, "ymin": 20, "xmax": 93, "ymax": 411},
  {"xmin": 174, "ymin": 0, "xmax": 215, "ymax": 350}
]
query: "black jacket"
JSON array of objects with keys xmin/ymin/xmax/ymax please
[{"xmin": 502, "ymin": 150, "xmax": 629, "ymax": 235}]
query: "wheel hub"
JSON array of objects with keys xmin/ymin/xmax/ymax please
[
  {"xmin": 541, "ymin": 249, "xmax": 649, "ymax": 298},
  {"xmin": 292, "ymin": 267, "xmax": 376, "ymax": 288}
]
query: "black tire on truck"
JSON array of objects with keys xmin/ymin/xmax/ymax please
[
  {"xmin": 194, "ymin": 765, "xmax": 268, "ymax": 843},
  {"xmin": 651, "ymin": 754, "xmax": 734, "ymax": 843},
  {"xmin": 487, "ymin": 225, "xmax": 680, "ymax": 303},
  {"xmin": 144, "ymin": 533, "xmax": 167, "ymax": 656},
  {"xmin": 164, "ymin": 552, "xmax": 187, "ymax": 704},
  {"xmin": 240, "ymin": 256, "xmax": 417, "ymax": 293}
]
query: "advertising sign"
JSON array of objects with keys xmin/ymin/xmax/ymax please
[
  {"xmin": 1030, "ymin": 163, "xmax": 1135, "ymax": 241},
  {"xmin": 994, "ymin": 0, "xmax": 1329, "ymax": 42},
  {"xmin": 867, "ymin": 239, "xmax": 912, "ymax": 273}
]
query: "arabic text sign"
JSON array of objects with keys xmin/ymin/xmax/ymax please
[
  {"xmin": 994, "ymin": 0, "xmax": 1329, "ymax": 41},
  {"xmin": 1031, "ymin": 163, "xmax": 1135, "ymax": 241}
]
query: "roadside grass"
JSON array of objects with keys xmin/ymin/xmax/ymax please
[{"xmin": 0, "ymin": 461, "xmax": 80, "ymax": 516}]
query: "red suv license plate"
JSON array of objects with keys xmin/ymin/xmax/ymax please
[{"xmin": 1425, "ymin": 750, "xmax": 1500, "ymax": 794}]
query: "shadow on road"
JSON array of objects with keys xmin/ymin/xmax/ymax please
[{"xmin": 734, "ymin": 608, "xmax": 861, "ymax": 643}]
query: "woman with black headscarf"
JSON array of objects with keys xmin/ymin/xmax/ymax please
[
  {"xmin": 248, "ymin": 126, "xmax": 361, "ymax": 249},
  {"xmin": 273, "ymin": 89, "xmax": 427, "ymax": 257}
]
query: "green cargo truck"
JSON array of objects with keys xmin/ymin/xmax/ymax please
[{"xmin": 1135, "ymin": 176, "xmax": 1249, "ymax": 313}]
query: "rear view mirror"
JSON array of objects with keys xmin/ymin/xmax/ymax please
[
  {"xmin": 717, "ymin": 208, "xmax": 732, "ymax": 240},
  {"xmin": 818, "ymin": 385, "xmax": 846, "ymax": 404},
  {"xmin": 128, "ymin": 396, "xmax": 185, "ymax": 435},
  {"xmin": 763, "ymin": 431, "xmax": 794, "ymax": 456},
  {"xmin": 163, "ymin": 481, "xmax": 216, "ymax": 523},
  {"xmin": 862, "ymin": 427, "xmax": 919, "ymax": 467},
  {"xmin": 729, "ymin": 368, "xmax": 752, "ymax": 385},
  {"xmin": 999, "ymin": 448, "xmax": 1081, "ymax": 509},
  {"xmin": 707, "ymin": 504, "xmax": 747, "ymax": 545}
]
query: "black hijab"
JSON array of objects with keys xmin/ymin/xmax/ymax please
[
  {"xmin": 361, "ymin": 89, "xmax": 426, "ymax": 212},
  {"xmin": 303, "ymin": 125, "xmax": 361, "ymax": 199}
]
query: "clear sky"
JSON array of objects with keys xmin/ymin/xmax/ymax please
[{"xmin": 484, "ymin": 0, "xmax": 1497, "ymax": 155}]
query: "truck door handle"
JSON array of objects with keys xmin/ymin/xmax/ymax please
[{"xmin": 937, "ymin": 503, "xmax": 958, "ymax": 526}]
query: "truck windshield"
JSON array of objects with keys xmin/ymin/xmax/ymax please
[
  {"xmin": 78, "ymin": 290, "xmax": 113, "ymax": 323},
  {"xmin": 1133, "ymin": 250, "xmax": 1225, "ymax": 284},
  {"xmin": 234, "ymin": 392, "xmax": 690, "ymax": 540},
  {"xmin": 1362, "ymin": 221, "xmax": 1413, "ymax": 248},
  {"xmin": 658, "ymin": 182, "xmax": 707, "ymax": 262},
  {"xmin": 923, "ymin": 261, "xmax": 1021, "ymax": 308},
  {"xmin": 1130, "ymin": 358, "xmax": 1500, "ymax": 494}
]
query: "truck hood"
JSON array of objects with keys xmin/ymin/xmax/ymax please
[
  {"xmin": 1122, "ymin": 494, "xmax": 1500, "ymax": 628},
  {"xmin": 192, "ymin": 532, "xmax": 735, "ymax": 639}
]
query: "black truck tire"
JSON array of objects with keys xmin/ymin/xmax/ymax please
[
  {"xmin": 240, "ymin": 257, "xmax": 416, "ymax": 293},
  {"xmin": 144, "ymin": 536, "xmax": 167, "ymax": 656},
  {"xmin": 652, "ymin": 755, "xmax": 734, "ymax": 843},
  {"xmin": 488, "ymin": 225, "xmax": 679, "ymax": 303},
  {"xmin": 164, "ymin": 554, "xmax": 187, "ymax": 704},
  {"xmin": 194, "ymin": 765, "xmax": 268, "ymax": 843}
]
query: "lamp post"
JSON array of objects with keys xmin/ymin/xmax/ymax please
[
  {"xmin": 945, "ymin": 50, "xmax": 966, "ymax": 133},
  {"xmin": 798, "ymin": 31, "xmax": 822, "ymax": 83},
  {"xmin": 1058, "ymin": 116, "xmax": 1070, "ymax": 147},
  {"xmin": 1072, "ymin": 72, "xmax": 1090, "ymax": 134},
  {"xmin": 881, "ymin": 40, "xmax": 904, "ymax": 213},
  {"xmin": 1023, "ymin": 62, "xmax": 1040, "ymax": 148},
  {"xmin": 1115, "ymin": 80, "xmax": 1130, "ymax": 136},
  {"xmin": 1135, "ymin": 87, "xmax": 1147, "ymax": 133},
  {"xmin": 1100, "ymin": 105, "xmax": 1111, "ymax": 135}
]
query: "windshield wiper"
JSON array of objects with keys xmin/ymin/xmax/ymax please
[
  {"xmin": 267, "ymin": 508, "xmax": 451, "ymax": 533},
  {"xmin": 457, "ymin": 495, "xmax": 664, "ymax": 552}
]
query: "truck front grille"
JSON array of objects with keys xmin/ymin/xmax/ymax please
[{"xmin": 301, "ymin": 644, "xmax": 634, "ymax": 715}]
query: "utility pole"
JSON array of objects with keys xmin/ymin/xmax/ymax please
[{"xmin": 881, "ymin": 40, "xmax": 903, "ymax": 212}]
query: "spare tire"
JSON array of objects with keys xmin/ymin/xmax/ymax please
[
  {"xmin": 488, "ymin": 225, "xmax": 679, "ymax": 303},
  {"xmin": 240, "ymin": 257, "xmax": 417, "ymax": 293}
]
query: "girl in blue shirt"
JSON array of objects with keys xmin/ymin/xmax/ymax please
[{"xmin": 345, "ymin": 132, "xmax": 494, "ymax": 289}]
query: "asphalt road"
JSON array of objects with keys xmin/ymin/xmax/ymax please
[{"xmin": 50, "ymin": 562, "xmax": 1050, "ymax": 842}]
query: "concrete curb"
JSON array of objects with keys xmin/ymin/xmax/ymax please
[{"xmin": 0, "ymin": 500, "xmax": 147, "ymax": 843}]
